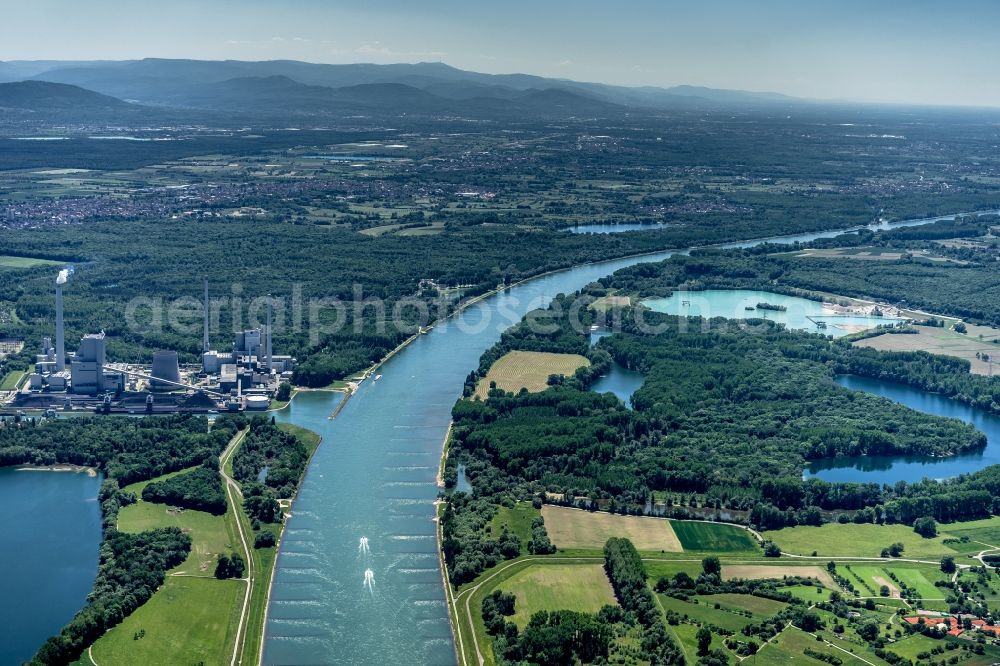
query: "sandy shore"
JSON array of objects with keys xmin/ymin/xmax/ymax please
[{"xmin": 16, "ymin": 464, "xmax": 98, "ymax": 476}]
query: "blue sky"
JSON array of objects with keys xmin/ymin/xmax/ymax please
[{"xmin": 3, "ymin": 0, "xmax": 1000, "ymax": 106}]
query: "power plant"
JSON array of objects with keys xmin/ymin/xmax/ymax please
[{"xmin": 9, "ymin": 271, "xmax": 294, "ymax": 414}]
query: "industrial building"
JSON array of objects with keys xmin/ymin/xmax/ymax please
[{"xmin": 10, "ymin": 272, "xmax": 293, "ymax": 414}]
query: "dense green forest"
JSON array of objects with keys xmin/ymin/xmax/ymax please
[
  {"xmin": 0, "ymin": 414, "xmax": 246, "ymax": 665},
  {"xmin": 3, "ymin": 111, "xmax": 1000, "ymax": 387},
  {"xmin": 447, "ymin": 297, "xmax": 1000, "ymax": 535},
  {"xmin": 141, "ymin": 461, "xmax": 227, "ymax": 515},
  {"xmin": 0, "ymin": 413, "xmax": 236, "ymax": 483}
]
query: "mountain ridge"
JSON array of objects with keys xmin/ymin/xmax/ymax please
[{"xmin": 0, "ymin": 58, "xmax": 802, "ymax": 112}]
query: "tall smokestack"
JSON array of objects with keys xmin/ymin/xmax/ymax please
[
  {"xmin": 55, "ymin": 268, "xmax": 70, "ymax": 373},
  {"xmin": 266, "ymin": 298, "xmax": 273, "ymax": 372},
  {"xmin": 203, "ymin": 278, "xmax": 210, "ymax": 353}
]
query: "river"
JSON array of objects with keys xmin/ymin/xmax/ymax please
[
  {"xmin": 0, "ymin": 468, "xmax": 102, "ymax": 665},
  {"xmin": 807, "ymin": 375, "xmax": 1000, "ymax": 484},
  {"xmin": 262, "ymin": 211, "xmax": 966, "ymax": 665}
]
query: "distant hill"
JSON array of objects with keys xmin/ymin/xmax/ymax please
[
  {"xmin": 0, "ymin": 58, "xmax": 807, "ymax": 114},
  {"xmin": 0, "ymin": 80, "xmax": 131, "ymax": 111}
]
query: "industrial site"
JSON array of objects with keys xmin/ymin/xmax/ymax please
[{"xmin": 2, "ymin": 271, "xmax": 293, "ymax": 415}]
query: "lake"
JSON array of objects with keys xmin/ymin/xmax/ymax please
[
  {"xmin": 590, "ymin": 362, "xmax": 644, "ymax": 409},
  {"xmin": 643, "ymin": 289, "xmax": 902, "ymax": 338},
  {"xmin": 0, "ymin": 468, "xmax": 102, "ymax": 665},
  {"xmin": 807, "ymin": 375, "xmax": 1000, "ymax": 483}
]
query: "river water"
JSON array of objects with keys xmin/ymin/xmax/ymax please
[
  {"xmin": 0, "ymin": 468, "xmax": 102, "ymax": 665},
  {"xmin": 262, "ymin": 212, "xmax": 964, "ymax": 665}
]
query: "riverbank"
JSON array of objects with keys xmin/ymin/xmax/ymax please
[{"xmin": 260, "ymin": 209, "xmax": 984, "ymax": 664}]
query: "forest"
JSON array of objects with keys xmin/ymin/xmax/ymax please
[
  {"xmin": 4, "ymin": 109, "xmax": 1000, "ymax": 388},
  {"xmin": 447, "ymin": 297, "xmax": 1000, "ymax": 535},
  {"xmin": 0, "ymin": 413, "xmax": 238, "ymax": 484},
  {"xmin": 140, "ymin": 460, "xmax": 227, "ymax": 515}
]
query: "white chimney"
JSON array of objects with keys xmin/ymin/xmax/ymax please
[
  {"xmin": 266, "ymin": 298, "xmax": 273, "ymax": 372},
  {"xmin": 203, "ymin": 278, "xmax": 210, "ymax": 353},
  {"xmin": 55, "ymin": 269, "xmax": 70, "ymax": 373}
]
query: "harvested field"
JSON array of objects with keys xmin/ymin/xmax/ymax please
[
  {"xmin": 854, "ymin": 324, "xmax": 1000, "ymax": 375},
  {"xmin": 476, "ymin": 350, "xmax": 589, "ymax": 398},
  {"xmin": 541, "ymin": 505, "xmax": 682, "ymax": 551},
  {"xmin": 721, "ymin": 564, "xmax": 836, "ymax": 589}
]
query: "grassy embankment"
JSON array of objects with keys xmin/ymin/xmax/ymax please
[
  {"xmin": 0, "ymin": 370, "xmax": 26, "ymax": 391},
  {"xmin": 85, "ymin": 422, "xmax": 320, "ymax": 666}
]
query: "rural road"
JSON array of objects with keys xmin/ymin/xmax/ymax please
[{"xmin": 220, "ymin": 429, "xmax": 254, "ymax": 666}]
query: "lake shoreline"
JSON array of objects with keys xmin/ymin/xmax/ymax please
[{"xmin": 16, "ymin": 463, "xmax": 98, "ymax": 477}]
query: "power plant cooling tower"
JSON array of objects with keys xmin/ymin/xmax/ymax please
[{"xmin": 150, "ymin": 351, "xmax": 181, "ymax": 392}]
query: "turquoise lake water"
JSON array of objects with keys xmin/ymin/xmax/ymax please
[
  {"xmin": 0, "ymin": 468, "xmax": 102, "ymax": 665},
  {"xmin": 643, "ymin": 289, "xmax": 902, "ymax": 337}
]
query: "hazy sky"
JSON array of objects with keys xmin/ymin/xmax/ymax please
[{"xmin": 3, "ymin": 0, "xmax": 1000, "ymax": 106}]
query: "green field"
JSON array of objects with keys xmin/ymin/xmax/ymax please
[
  {"xmin": 0, "ymin": 370, "xmax": 25, "ymax": 391},
  {"xmin": 0, "ymin": 255, "xmax": 63, "ymax": 268},
  {"xmin": 644, "ymin": 560, "xmax": 702, "ymax": 582},
  {"xmin": 756, "ymin": 628, "xmax": 877, "ymax": 666},
  {"xmin": 489, "ymin": 502, "xmax": 540, "ymax": 545},
  {"xmin": 90, "ymin": 577, "xmax": 242, "ymax": 666},
  {"xmin": 941, "ymin": 516, "xmax": 1000, "ymax": 548},
  {"xmin": 785, "ymin": 583, "xmax": 836, "ymax": 603},
  {"xmin": 703, "ymin": 593, "xmax": 787, "ymax": 617},
  {"xmin": 658, "ymin": 594, "xmax": 755, "ymax": 632},
  {"xmin": 117, "ymin": 500, "xmax": 235, "ymax": 575},
  {"xmin": 882, "ymin": 633, "xmax": 946, "ymax": 661},
  {"xmin": 671, "ymin": 521, "xmax": 758, "ymax": 551},
  {"xmin": 497, "ymin": 563, "xmax": 617, "ymax": 628},
  {"xmin": 766, "ymin": 523, "xmax": 956, "ymax": 558},
  {"xmin": 475, "ymin": 350, "xmax": 589, "ymax": 398}
]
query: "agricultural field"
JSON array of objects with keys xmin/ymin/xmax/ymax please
[
  {"xmin": 722, "ymin": 564, "xmax": 837, "ymax": 589},
  {"xmin": 497, "ymin": 563, "xmax": 617, "ymax": 628},
  {"xmin": 475, "ymin": 351, "xmax": 590, "ymax": 398},
  {"xmin": 854, "ymin": 324, "xmax": 1000, "ymax": 375},
  {"xmin": 658, "ymin": 594, "xmax": 756, "ymax": 632},
  {"xmin": 589, "ymin": 294, "xmax": 632, "ymax": 311},
  {"xmin": 703, "ymin": 593, "xmax": 788, "ymax": 617},
  {"xmin": 89, "ymin": 577, "xmax": 242, "ymax": 666},
  {"xmin": 765, "ymin": 523, "xmax": 957, "ymax": 558},
  {"xmin": 540, "ymin": 505, "xmax": 682, "ymax": 551},
  {"xmin": 787, "ymin": 246, "xmax": 963, "ymax": 263},
  {"xmin": 671, "ymin": 521, "xmax": 758, "ymax": 552}
]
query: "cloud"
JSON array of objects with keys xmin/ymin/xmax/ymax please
[
  {"xmin": 555, "ymin": 59, "xmax": 574, "ymax": 68},
  {"xmin": 355, "ymin": 42, "xmax": 447, "ymax": 61}
]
